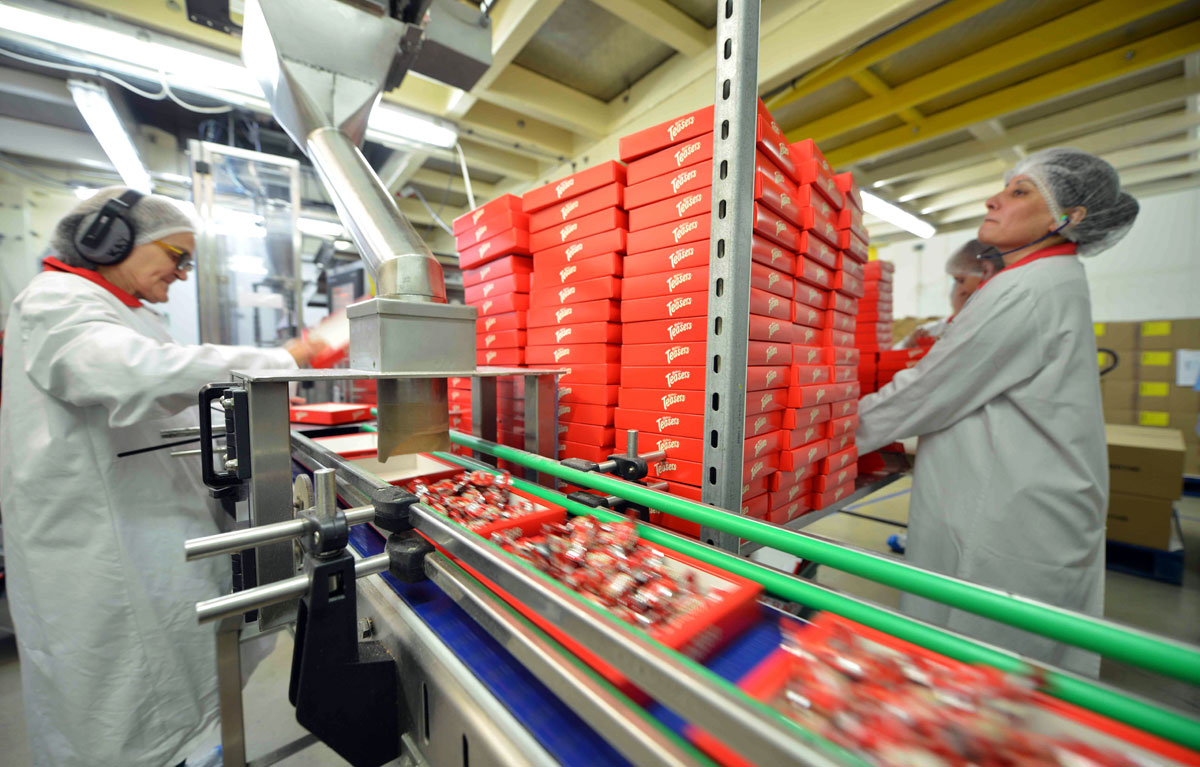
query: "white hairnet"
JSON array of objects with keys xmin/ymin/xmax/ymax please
[
  {"xmin": 52, "ymin": 186, "xmax": 195, "ymax": 270},
  {"xmin": 944, "ymin": 240, "xmax": 995, "ymax": 277},
  {"xmin": 1004, "ymin": 148, "xmax": 1139, "ymax": 256}
]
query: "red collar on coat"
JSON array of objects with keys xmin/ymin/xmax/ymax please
[{"xmin": 43, "ymin": 257, "xmax": 142, "ymax": 308}]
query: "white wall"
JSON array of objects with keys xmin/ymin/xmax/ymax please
[{"xmin": 875, "ymin": 187, "xmax": 1200, "ymax": 322}]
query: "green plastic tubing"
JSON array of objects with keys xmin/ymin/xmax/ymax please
[
  {"xmin": 447, "ymin": 431, "xmax": 1200, "ymax": 688},
  {"xmin": 434, "ymin": 451, "xmax": 1200, "ymax": 753}
]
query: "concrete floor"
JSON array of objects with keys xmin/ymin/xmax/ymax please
[{"xmin": 1, "ymin": 482, "xmax": 1198, "ymax": 764}]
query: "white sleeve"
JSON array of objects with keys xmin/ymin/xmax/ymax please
[
  {"xmin": 17, "ymin": 288, "xmax": 297, "ymax": 428},
  {"xmin": 856, "ymin": 281, "xmax": 1046, "ymax": 454}
]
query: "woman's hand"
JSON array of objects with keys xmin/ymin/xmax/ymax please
[{"xmin": 283, "ymin": 337, "xmax": 329, "ymax": 367}]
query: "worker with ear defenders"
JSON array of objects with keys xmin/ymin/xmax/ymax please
[
  {"xmin": 856, "ymin": 148, "xmax": 1140, "ymax": 677},
  {"xmin": 0, "ymin": 187, "xmax": 326, "ymax": 766}
]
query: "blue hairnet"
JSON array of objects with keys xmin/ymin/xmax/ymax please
[{"xmin": 1004, "ymin": 148, "xmax": 1139, "ymax": 256}]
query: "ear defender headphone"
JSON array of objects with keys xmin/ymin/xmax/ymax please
[{"xmin": 73, "ymin": 189, "xmax": 144, "ymax": 266}]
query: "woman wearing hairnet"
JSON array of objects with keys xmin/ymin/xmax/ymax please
[
  {"xmin": 0, "ymin": 187, "xmax": 326, "ymax": 766},
  {"xmin": 857, "ymin": 148, "xmax": 1139, "ymax": 677},
  {"xmin": 894, "ymin": 239, "xmax": 1000, "ymax": 349}
]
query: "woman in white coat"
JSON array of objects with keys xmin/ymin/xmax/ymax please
[
  {"xmin": 857, "ymin": 148, "xmax": 1139, "ymax": 677},
  {"xmin": 0, "ymin": 187, "xmax": 324, "ymax": 766}
]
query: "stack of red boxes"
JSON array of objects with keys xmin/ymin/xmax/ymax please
[
  {"xmin": 856, "ymin": 259, "xmax": 895, "ymax": 394},
  {"xmin": 612, "ymin": 101, "xmax": 825, "ymax": 536},
  {"xmin": 522, "ymin": 162, "xmax": 628, "ymax": 465},
  {"xmin": 777, "ymin": 145, "xmax": 862, "ymax": 517},
  {"xmin": 452, "ymin": 193, "xmax": 534, "ymax": 459}
]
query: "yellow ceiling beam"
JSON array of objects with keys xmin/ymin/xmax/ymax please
[
  {"xmin": 459, "ymin": 101, "xmax": 579, "ymax": 159},
  {"xmin": 849, "ymin": 70, "xmax": 923, "ymax": 124},
  {"xmin": 456, "ymin": 138, "xmax": 543, "ymax": 181},
  {"xmin": 409, "ymin": 168, "xmax": 499, "ymax": 200},
  {"xmin": 766, "ymin": 0, "xmax": 1007, "ymax": 111},
  {"xmin": 824, "ymin": 20, "xmax": 1200, "ymax": 168},
  {"xmin": 592, "ymin": 0, "xmax": 713, "ymax": 58},
  {"xmin": 480, "ymin": 65, "xmax": 610, "ymax": 138},
  {"xmin": 794, "ymin": 0, "xmax": 1183, "ymax": 144}
]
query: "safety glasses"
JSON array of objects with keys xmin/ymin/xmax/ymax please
[{"xmin": 154, "ymin": 240, "xmax": 194, "ymax": 272}]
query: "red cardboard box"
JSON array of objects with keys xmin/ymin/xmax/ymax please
[
  {"xmin": 837, "ymin": 206, "xmax": 867, "ymax": 241},
  {"xmin": 751, "ymin": 235, "xmax": 797, "ymax": 274},
  {"xmin": 454, "ymin": 208, "xmax": 529, "ymax": 250},
  {"xmin": 523, "ymin": 161, "xmax": 626, "ymax": 213},
  {"xmin": 529, "ymin": 275, "xmax": 621, "ymax": 306},
  {"xmin": 831, "ymin": 397, "xmax": 860, "ymax": 419},
  {"xmin": 831, "ymin": 292, "xmax": 859, "ymax": 315},
  {"xmin": 623, "ymin": 265, "xmax": 708, "ymax": 300},
  {"xmin": 827, "ymin": 414, "xmax": 859, "ymax": 439},
  {"xmin": 833, "ymin": 271, "xmax": 864, "ymax": 298},
  {"xmin": 770, "ymin": 482, "xmax": 814, "ymax": 512},
  {"xmin": 477, "ymin": 348, "xmax": 523, "ymax": 366},
  {"xmin": 533, "ymin": 229, "xmax": 628, "ymax": 267},
  {"xmin": 479, "ymin": 329, "xmax": 526, "ymax": 349},
  {"xmin": 477, "ymin": 310, "xmax": 527, "ymax": 334},
  {"xmin": 557, "ymin": 441, "xmax": 617, "ymax": 464},
  {"xmin": 742, "ymin": 493, "xmax": 770, "ymax": 520},
  {"xmin": 820, "ymin": 327, "xmax": 854, "ymax": 348},
  {"xmin": 753, "ymin": 202, "xmax": 800, "ymax": 251},
  {"xmin": 622, "ymin": 340, "xmax": 789, "ymax": 367},
  {"xmin": 464, "ymin": 272, "xmax": 532, "ymax": 304},
  {"xmin": 747, "ymin": 387, "xmax": 789, "ymax": 415},
  {"xmin": 749, "ymin": 287, "xmax": 791, "ymax": 320},
  {"xmin": 453, "ymin": 193, "xmax": 522, "ymax": 235},
  {"xmin": 811, "ymin": 481, "xmax": 856, "ymax": 510},
  {"xmin": 626, "ymin": 132, "xmax": 714, "ymax": 186},
  {"xmin": 619, "ymin": 105, "xmax": 714, "ymax": 163},
  {"xmin": 459, "ymin": 228, "xmax": 531, "ymax": 269},
  {"xmin": 831, "ymin": 365, "xmax": 858, "ymax": 384},
  {"xmin": 558, "ymin": 383, "xmax": 619, "ymax": 405},
  {"xmin": 629, "ymin": 186, "xmax": 711, "ymax": 231},
  {"xmin": 789, "ymin": 364, "xmax": 831, "ymax": 386},
  {"xmin": 840, "ymin": 230, "xmax": 870, "ymax": 262},
  {"xmin": 627, "ymin": 214, "xmax": 710, "ymax": 254},
  {"xmin": 531, "ymin": 251, "xmax": 622, "ymax": 289},
  {"xmin": 796, "ymin": 258, "xmax": 834, "ymax": 291},
  {"xmin": 619, "ymin": 387, "xmax": 706, "ymax": 414},
  {"xmin": 621, "ymin": 291, "xmax": 708, "ymax": 323},
  {"xmin": 794, "ymin": 282, "xmax": 831, "ymax": 311},
  {"xmin": 558, "ymin": 401, "xmax": 616, "ymax": 427},
  {"xmin": 790, "ymin": 140, "xmax": 843, "ymax": 208},
  {"xmin": 769, "ymin": 461, "xmax": 819, "ymax": 492},
  {"xmin": 528, "ymin": 207, "xmax": 628, "ymax": 252},
  {"xmin": 793, "ymin": 303, "xmax": 826, "ymax": 331},
  {"xmin": 780, "ymin": 439, "xmax": 830, "ymax": 472},
  {"xmin": 838, "ymin": 255, "xmax": 866, "ymax": 282},
  {"xmin": 792, "ymin": 345, "xmax": 834, "ymax": 366},
  {"xmin": 756, "ymin": 151, "xmax": 796, "ymax": 196},
  {"xmin": 815, "ymin": 464, "xmax": 858, "ymax": 494},
  {"xmin": 526, "ymin": 343, "xmax": 621, "ymax": 365},
  {"xmin": 559, "ymin": 363, "xmax": 621, "ymax": 385},
  {"xmin": 835, "ymin": 171, "xmax": 863, "ymax": 211},
  {"xmin": 750, "ymin": 314, "xmax": 793, "ymax": 343},
  {"xmin": 463, "ymin": 255, "xmax": 533, "ymax": 288},
  {"xmin": 529, "ymin": 183, "xmax": 624, "ymax": 233},
  {"xmin": 559, "ymin": 421, "xmax": 616, "ymax": 445},
  {"xmin": 624, "ymin": 160, "xmax": 713, "ymax": 211},
  {"xmin": 528, "ymin": 299, "xmax": 620, "ymax": 328},
  {"xmin": 863, "ymin": 260, "xmax": 894, "ymax": 281},
  {"xmin": 476, "ymin": 292, "xmax": 531, "ymax": 317},
  {"xmin": 820, "ymin": 445, "xmax": 859, "ymax": 475},
  {"xmin": 616, "ymin": 408, "xmax": 783, "ymax": 440},
  {"xmin": 624, "ymin": 240, "xmax": 708, "ymax": 277},
  {"xmin": 786, "ymin": 422, "xmax": 829, "ymax": 452},
  {"xmin": 527, "ymin": 321, "xmax": 621, "ymax": 346},
  {"xmin": 793, "ymin": 206, "xmax": 841, "ymax": 250},
  {"xmin": 289, "ymin": 402, "xmax": 373, "ymax": 425},
  {"xmin": 826, "ymin": 310, "xmax": 856, "ymax": 334},
  {"xmin": 796, "ymin": 231, "xmax": 839, "ymax": 270},
  {"xmin": 623, "ymin": 316, "xmax": 705, "ymax": 344},
  {"xmin": 635, "ymin": 430, "xmax": 780, "ymax": 464},
  {"xmin": 756, "ymin": 100, "xmax": 798, "ymax": 181},
  {"xmin": 789, "ymin": 381, "xmax": 860, "ymax": 408},
  {"xmin": 792, "ymin": 324, "xmax": 825, "ymax": 347},
  {"xmin": 751, "ymin": 262, "xmax": 793, "ymax": 299},
  {"xmin": 648, "ymin": 453, "xmax": 777, "ymax": 487}
]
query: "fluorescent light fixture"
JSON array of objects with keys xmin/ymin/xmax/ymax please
[
  {"xmin": 368, "ymin": 104, "xmax": 457, "ymax": 149},
  {"xmin": 297, "ymin": 217, "xmax": 346, "ymax": 239},
  {"xmin": 66, "ymin": 79, "xmax": 152, "ymax": 193},
  {"xmin": 861, "ymin": 191, "xmax": 936, "ymax": 239},
  {"xmin": 73, "ymin": 186, "xmax": 97, "ymax": 200}
]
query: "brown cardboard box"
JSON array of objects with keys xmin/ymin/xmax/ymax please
[
  {"xmin": 1101, "ymin": 379, "xmax": 1137, "ymax": 411},
  {"xmin": 1105, "ymin": 492, "xmax": 1175, "ymax": 549},
  {"xmin": 1104, "ymin": 410, "xmax": 1135, "ymax": 426},
  {"xmin": 1093, "ymin": 321, "xmax": 1138, "ymax": 350},
  {"xmin": 1135, "ymin": 381, "xmax": 1200, "ymax": 414},
  {"xmin": 1137, "ymin": 350, "xmax": 1175, "ymax": 383},
  {"xmin": 1137, "ymin": 318, "xmax": 1200, "ymax": 351},
  {"xmin": 1105, "ymin": 424, "xmax": 1184, "ymax": 498},
  {"xmin": 1186, "ymin": 442, "xmax": 1200, "ymax": 477}
]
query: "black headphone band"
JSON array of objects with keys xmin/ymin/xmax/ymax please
[{"xmin": 80, "ymin": 189, "xmax": 144, "ymax": 248}]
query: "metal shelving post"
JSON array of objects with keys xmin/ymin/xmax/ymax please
[{"xmin": 701, "ymin": 0, "xmax": 763, "ymax": 551}]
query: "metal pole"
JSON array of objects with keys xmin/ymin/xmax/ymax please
[
  {"xmin": 701, "ymin": 0, "xmax": 762, "ymax": 552},
  {"xmin": 185, "ymin": 505, "xmax": 374, "ymax": 561}
]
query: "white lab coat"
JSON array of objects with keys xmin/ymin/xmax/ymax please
[
  {"xmin": 857, "ymin": 253, "xmax": 1107, "ymax": 677},
  {"xmin": 0, "ymin": 270, "xmax": 295, "ymax": 767}
]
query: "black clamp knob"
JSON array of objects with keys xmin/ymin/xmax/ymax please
[
  {"xmin": 372, "ymin": 487, "xmax": 419, "ymax": 533},
  {"xmin": 386, "ymin": 531, "xmax": 434, "ymax": 584},
  {"xmin": 606, "ymin": 452, "xmax": 650, "ymax": 482},
  {"xmin": 561, "ymin": 457, "xmax": 600, "ymax": 473},
  {"xmin": 299, "ymin": 510, "xmax": 349, "ymax": 557}
]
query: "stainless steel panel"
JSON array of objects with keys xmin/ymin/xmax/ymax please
[
  {"xmin": 522, "ymin": 372, "xmax": 558, "ymax": 485},
  {"xmin": 471, "ymin": 376, "xmax": 498, "ymax": 467},
  {"xmin": 347, "ymin": 298, "xmax": 476, "ymax": 373}
]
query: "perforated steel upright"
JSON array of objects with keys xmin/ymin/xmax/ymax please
[{"xmin": 700, "ymin": 0, "xmax": 762, "ymax": 552}]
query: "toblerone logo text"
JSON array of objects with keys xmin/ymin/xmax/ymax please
[
  {"xmin": 670, "ymin": 246, "xmax": 695, "ymax": 268},
  {"xmin": 555, "ymin": 327, "xmax": 572, "ymax": 342},
  {"xmin": 662, "ymin": 393, "xmax": 686, "ymax": 409},
  {"xmin": 676, "ymin": 193, "xmax": 703, "ymax": 217},
  {"xmin": 561, "ymin": 200, "xmax": 580, "ymax": 220},
  {"xmin": 667, "ymin": 296, "xmax": 692, "ymax": 316},
  {"xmin": 472, "ymin": 208, "xmax": 486, "ymax": 225},
  {"xmin": 668, "ymin": 115, "xmax": 695, "ymax": 141},
  {"xmin": 668, "ymin": 272, "xmax": 692, "ymax": 292},
  {"xmin": 560, "ymin": 223, "xmax": 578, "ymax": 242},
  {"xmin": 553, "ymin": 347, "xmax": 571, "ymax": 362},
  {"xmin": 559, "ymin": 286, "xmax": 575, "ymax": 303},
  {"xmin": 656, "ymin": 416, "xmax": 679, "ymax": 431},
  {"xmin": 560, "ymin": 265, "xmax": 577, "ymax": 283},
  {"xmin": 665, "ymin": 346, "xmax": 688, "ymax": 364},
  {"xmin": 668, "ymin": 321, "xmax": 692, "ymax": 340},
  {"xmin": 556, "ymin": 307, "xmax": 573, "ymax": 323},
  {"xmin": 555, "ymin": 178, "xmax": 575, "ymax": 198},
  {"xmin": 671, "ymin": 168, "xmax": 697, "ymax": 193},
  {"xmin": 665, "ymin": 370, "xmax": 690, "ymax": 387},
  {"xmin": 673, "ymin": 220, "xmax": 697, "ymax": 243},
  {"xmin": 674, "ymin": 139, "xmax": 701, "ymax": 167}
]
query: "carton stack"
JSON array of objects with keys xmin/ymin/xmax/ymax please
[
  {"xmin": 522, "ymin": 162, "xmax": 628, "ymax": 466},
  {"xmin": 1105, "ymin": 424, "xmax": 1186, "ymax": 551},
  {"xmin": 780, "ymin": 142, "xmax": 862, "ymax": 515},
  {"xmin": 452, "ymin": 194, "xmax": 534, "ymax": 460},
  {"xmin": 855, "ymin": 259, "xmax": 895, "ymax": 395}
]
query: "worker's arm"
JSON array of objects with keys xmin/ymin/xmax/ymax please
[
  {"xmin": 856, "ymin": 280, "xmax": 1046, "ymax": 454},
  {"xmin": 18, "ymin": 287, "xmax": 295, "ymax": 428}
]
